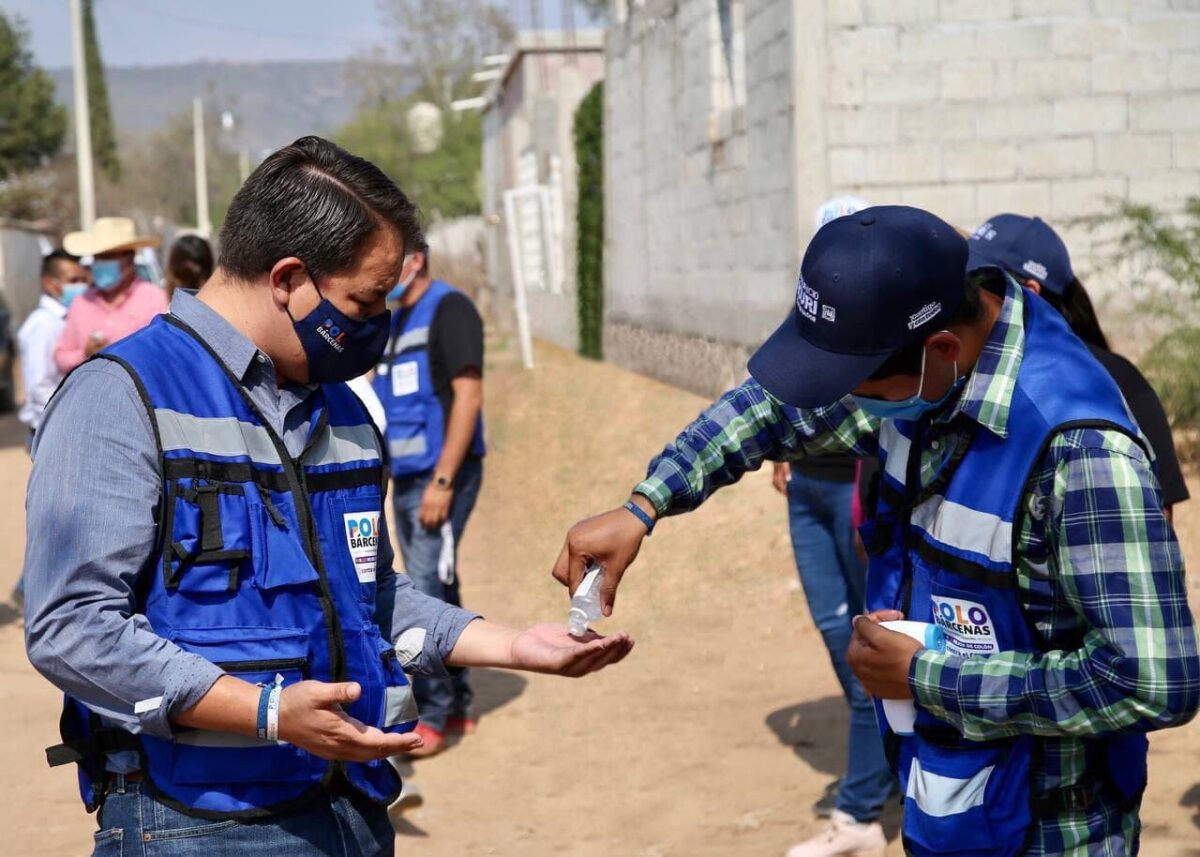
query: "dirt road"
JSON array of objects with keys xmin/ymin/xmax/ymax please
[{"xmin": 1, "ymin": 339, "xmax": 1197, "ymax": 856}]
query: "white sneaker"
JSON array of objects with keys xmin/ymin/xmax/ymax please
[
  {"xmin": 387, "ymin": 780, "xmax": 424, "ymax": 818},
  {"xmin": 785, "ymin": 810, "xmax": 886, "ymax": 857}
]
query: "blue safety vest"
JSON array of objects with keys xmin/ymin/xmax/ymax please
[
  {"xmin": 49, "ymin": 314, "xmax": 417, "ymax": 819},
  {"xmin": 374, "ymin": 280, "xmax": 485, "ymax": 478},
  {"xmin": 861, "ymin": 288, "xmax": 1149, "ymax": 855}
]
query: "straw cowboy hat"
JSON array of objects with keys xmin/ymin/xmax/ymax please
[{"xmin": 63, "ymin": 217, "xmax": 160, "ymax": 257}]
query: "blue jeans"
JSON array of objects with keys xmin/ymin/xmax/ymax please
[
  {"xmin": 92, "ymin": 776, "xmax": 394, "ymax": 856},
  {"xmin": 787, "ymin": 469, "xmax": 894, "ymax": 823},
  {"xmin": 392, "ymin": 457, "xmax": 483, "ymax": 732}
]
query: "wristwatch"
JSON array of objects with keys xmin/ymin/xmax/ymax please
[{"xmin": 433, "ymin": 473, "xmax": 453, "ymax": 490}]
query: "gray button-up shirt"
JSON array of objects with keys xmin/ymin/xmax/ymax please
[{"xmin": 23, "ymin": 290, "xmax": 478, "ymax": 747}]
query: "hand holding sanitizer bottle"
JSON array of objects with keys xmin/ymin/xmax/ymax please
[
  {"xmin": 878, "ymin": 620, "xmax": 946, "ymax": 735},
  {"xmin": 568, "ymin": 563, "xmax": 604, "ymax": 637}
]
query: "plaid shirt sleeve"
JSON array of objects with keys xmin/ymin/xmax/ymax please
[
  {"xmin": 633, "ymin": 378, "xmax": 879, "ymax": 516},
  {"xmin": 910, "ymin": 428, "xmax": 1200, "ymax": 741}
]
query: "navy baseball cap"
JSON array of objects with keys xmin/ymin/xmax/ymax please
[
  {"xmin": 748, "ymin": 205, "xmax": 970, "ymax": 408},
  {"xmin": 966, "ymin": 214, "xmax": 1074, "ymax": 295}
]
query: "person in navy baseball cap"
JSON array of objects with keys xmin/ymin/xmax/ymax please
[
  {"xmin": 966, "ymin": 213, "xmax": 1073, "ymax": 295},
  {"xmin": 747, "ymin": 205, "xmax": 975, "ymax": 409}
]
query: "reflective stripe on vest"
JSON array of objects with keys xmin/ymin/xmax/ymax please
[
  {"xmin": 906, "ymin": 757, "xmax": 993, "ymax": 818},
  {"xmin": 156, "ymin": 410, "xmax": 281, "ymax": 464},
  {"xmin": 390, "ymin": 326, "xmax": 430, "ymax": 355},
  {"xmin": 910, "ymin": 494, "xmax": 1013, "ymax": 567}
]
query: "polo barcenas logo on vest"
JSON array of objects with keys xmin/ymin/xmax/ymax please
[
  {"xmin": 317, "ymin": 318, "xmax": 347, "ymax": 352},
  {"xmin": 931, "ymin": 595, "xmax": 999, "ymax": 657},
  {"xmin": 343, "ymin": 512, "xmax": 380, "ymax": 583}
]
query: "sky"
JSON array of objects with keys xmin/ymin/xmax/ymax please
[{"xmin": 3, "ymin": 0, "xmax": 601, "ymax": 69}]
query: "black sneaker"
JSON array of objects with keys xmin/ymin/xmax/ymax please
[{"xmin": 813, "ymin": 778, "xmax": 841, "ymax": 818}]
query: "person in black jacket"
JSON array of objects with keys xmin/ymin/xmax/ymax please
[{"xmin": 967, "ymin": 213, "xmax": 1189, "ymax": 518}]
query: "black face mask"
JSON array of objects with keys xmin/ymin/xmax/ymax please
[{"xmin": 288, "ymin": 283, "xmax": 391, "ymax": 384}]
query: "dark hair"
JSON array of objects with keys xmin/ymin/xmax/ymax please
[
  {"xmin": 166, "ymin": 235, "xmax": 215, "ymax": 295},
  {"xmin": 1038, "ymin": 277, "xmax": 1109, "ymax": 351},
  {"xmin": 413, "ymin": 238, "xmax": 430, "ymax": 277},
  {"xmin": 218, "ymin": 136, "xmax": 423, "ymax": 283},
  {"xmin": 42, "ymin": 248, "xmax": 80, "ymax": 280},
  {"xmin": 868, "ymin": 271, "xmax": 989, "ymax": 379}
]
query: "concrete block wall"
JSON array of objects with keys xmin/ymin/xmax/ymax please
[
  {"xmin": 603, "ymin": 0, "xmax": 1200, "ymax": 395},
  {"xmin": 604, "ymin": 0, "xmax": 799, "ymax": 396},
  {"xmin": 822, "ymin": 0, "xmax": 1200, "ymax": 287}
]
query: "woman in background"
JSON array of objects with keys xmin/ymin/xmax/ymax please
[
  {"xmin": 165, "ymin": 234, "xmax": 214, "ymax": 299},
  {"xmin": 968, "ymin": 213, "xmax": 1189, "ymax": 519}
]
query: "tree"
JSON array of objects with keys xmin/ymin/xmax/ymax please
[
  {"xmin": 0, "ymin": 13, "xmax": 67, "ymax": 182},
  {"xmin": 97, "ymin": 100, "xmax": 240, "ymax": 231},
  {"xmin": 337, "ymin": 93, "xmax": 483, "ymax": 221},
  {"xmin": 83, "ymin": 0, "xmax": 121, "ymax": 181},
  {"xmin": 375, "ymin": 0, "xmax": 514, "ymax": 109},
  {"xmin": 337, "ymin": 0, "xmax": 513, "ymax": 219}
]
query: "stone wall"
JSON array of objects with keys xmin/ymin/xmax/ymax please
[
  {"xmin": 603, "ymin": 0, "xmax": 1200, "ymax": 395},
  {"xmin": 604, "ymin": 0, "xmax": 800, "ymax": 396},
  {"xmin": 821, "ymin": 0, "xmax": 1200, "ymax": 286}
]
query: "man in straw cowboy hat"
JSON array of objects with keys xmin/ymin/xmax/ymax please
[{"xmin": 56, "ymin": 217, "xmax": 167, "ymax": 372}]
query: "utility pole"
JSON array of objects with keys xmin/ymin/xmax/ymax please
[
  {"xmin": 193, "ymin": 97, "xmax": 211, "ymax": 238},
  {"xmin": 69, "ymin": 0, "xmax": 96, "ymax": 230}
]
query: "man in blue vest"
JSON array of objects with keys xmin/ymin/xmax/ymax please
[
  {"xmin": 374, "ymin": 238, "xmax": 486, "ymax": 758},
  {"xmin": 552, "ymin": 206, "xmax": 1198, "ymax": 856},
  {"xmin": 23, "ymin": 136, "xmax": 632, "ymax": 857}
]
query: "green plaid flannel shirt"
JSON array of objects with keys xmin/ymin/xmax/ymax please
[{"xmin": 635, "ymin": 280, "xmax": 1199, "ymax": 856}]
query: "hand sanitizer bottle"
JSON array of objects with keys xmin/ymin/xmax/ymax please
[
  {"xmin": 567, "ymin": 564, "xmax": 603, "ymax": 637},
  {"xmin": 878, "ymin": 620, "xmax": 946, "ymax": 735}
]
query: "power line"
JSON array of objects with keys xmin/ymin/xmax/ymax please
[{"xmin": 104, "ymin": 0, "xmax": 366, "ymax": 48}]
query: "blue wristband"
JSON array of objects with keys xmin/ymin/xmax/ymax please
[
  {"xmin": 623, "ymin": 499, "xmax": 655, "ymax": 536},
  {"xmin": 256, "ymin": 683, "xmax": 272, "ymax": 740}
]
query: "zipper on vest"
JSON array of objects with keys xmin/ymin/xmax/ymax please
[
  {"xmin": 285, "ymin": 453, "xmax": 345, "ymax": 683},
  {"xmin": 291, "ymin": 414, "xmax": 352, "ymax": 788},
  {"xmin": 214, "ymin": 657, "xmax": 309, "ymax": 677}
]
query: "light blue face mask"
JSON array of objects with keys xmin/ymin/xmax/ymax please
[
  {"xmin": 91, "ymin": 259, "xmax": 124, "ymax": 291},
  {"xmin": 852, "ymin": 347, "xmax": 965, "ymax": 421},
  {"xmin": 60, "ymin": 281, "xmax": 88, "ymax": 308}
]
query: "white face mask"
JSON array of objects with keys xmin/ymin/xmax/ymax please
[
  {"xmin": 399, "ymin": 253, "xmax": 419, "ymax": 288},
  {"xmin": 387, "ymin": 254, "xmax": 421, "ymax": 302}
]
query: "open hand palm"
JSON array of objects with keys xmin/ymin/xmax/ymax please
[{"xmin": 509, "ymin": 623, "xmax": 634, "ymax": 678}]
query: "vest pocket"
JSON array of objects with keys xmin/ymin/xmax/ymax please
[
  {"xmin": 342, "ymin": 626, "xmax": 418, "ymax": 738},
  {"xmin": 163, "ymin": 627, "xmax": 318, "ymax": 785},
  {"xmin": 901, "ymin": 735, "xmax": 1032, "ymax": 856},
  {"xmin": 247, "ymin": 488, "xmax": 321, "ymax": 591},
  {"xmin": 163, "ymin": 482, "xmax": 254, "ymax": 594},
  {"xmin": 902, "ymin": 741, "xmax": 1000, "ymax": 852}
]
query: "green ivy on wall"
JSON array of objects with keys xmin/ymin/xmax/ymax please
[{"xmin": 573, "ymin": 82, "xmax": 604, "ymax": 359}]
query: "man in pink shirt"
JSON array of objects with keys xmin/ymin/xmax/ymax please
[{"xmin": 57, "ymin": 217, "xmax": 167, "ymax": 372}]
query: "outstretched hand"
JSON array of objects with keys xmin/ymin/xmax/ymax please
[
  {"xmin": 551, "ymin": 496, "xmax": 656, "ymax": 616},
  {"xmin": 508, "ymin": 623, "xmax": 635, "ymax": 678}
]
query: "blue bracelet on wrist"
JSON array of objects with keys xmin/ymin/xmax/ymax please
[
  {"xmin": 623, "ymin": 499, "xmax": 655, "ymax": 536},
  {"xmin": 256, "ymin": 683, "xmax": 272, "ymax": 740}
]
